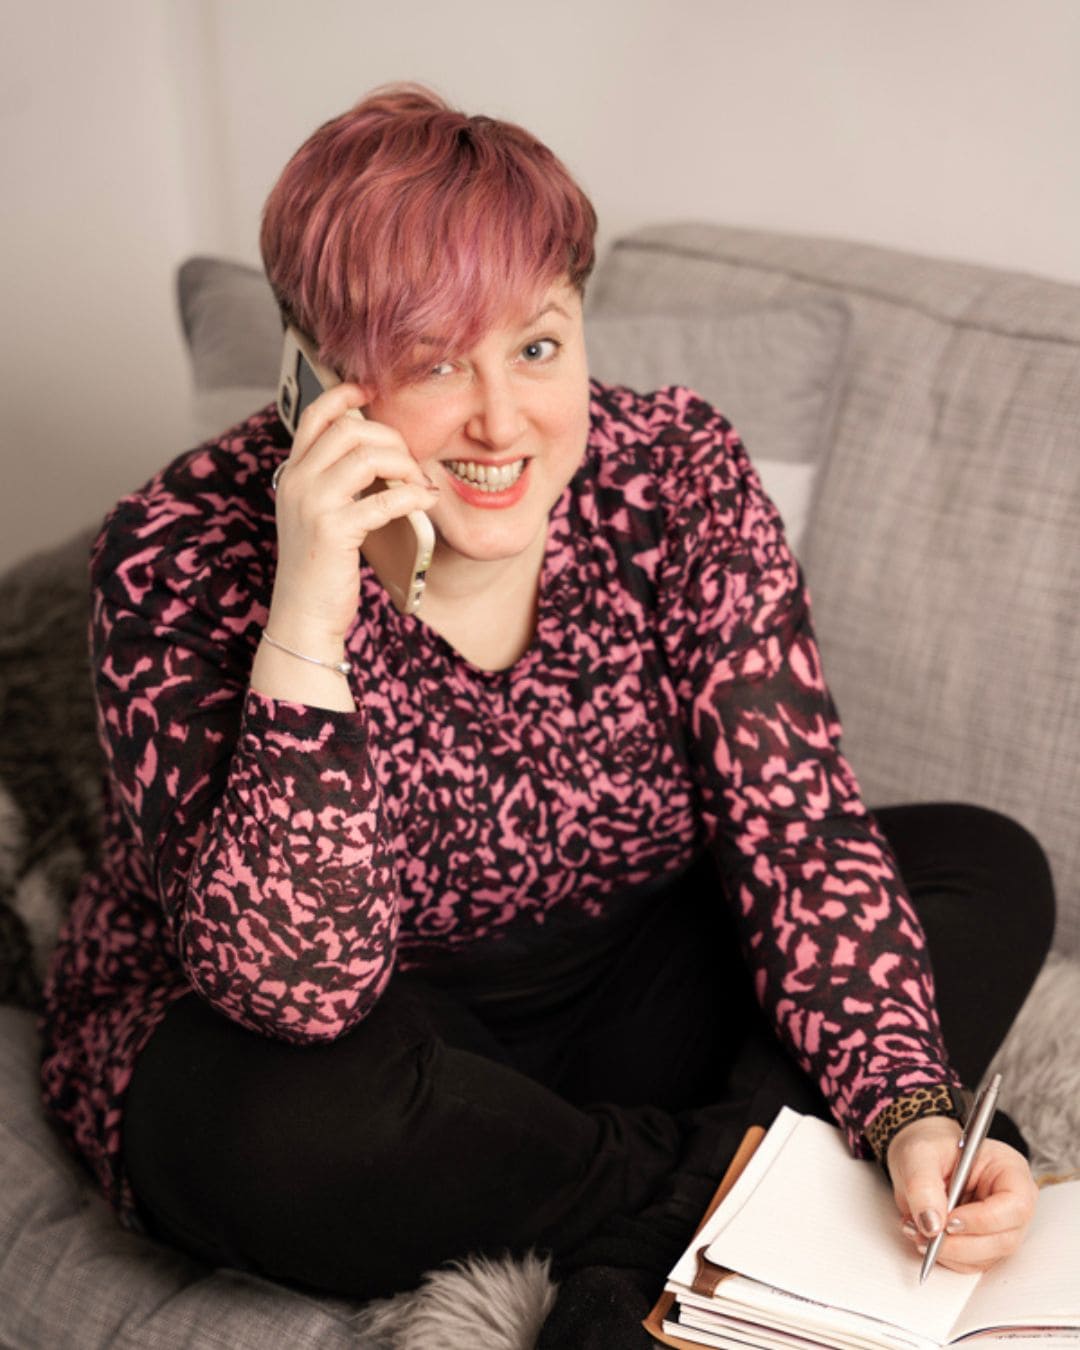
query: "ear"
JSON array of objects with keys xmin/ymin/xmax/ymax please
[{"xmin": 337, "ymin": 382, "xmax": 376, "ymax": 415}]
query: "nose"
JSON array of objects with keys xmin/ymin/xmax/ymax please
[{"xmin": 465, "ymin": 371, "xmax": 527, "ymax": 451}]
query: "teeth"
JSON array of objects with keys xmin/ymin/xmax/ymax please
[{"xmin": 444, "ymin": 459, "xmax": 526, "ymax": 492}]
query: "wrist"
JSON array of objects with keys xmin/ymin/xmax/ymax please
[
  {"xmin": 251, "ymin": 610, "xmax": 356, "ymax": 714},
  {"xmin": 264, "ymin": 601, "xmax": 350, "ymax": 662},
  {"xmin": 261, "ymin": 630, "xmax": 351, "ymax": 677},
  {"xmin": 865, "ymin": 1084, "xmax": 969, "ymax": 1165}
]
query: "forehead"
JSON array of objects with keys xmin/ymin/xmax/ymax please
[
  {"xmin": 413, "ymin": 280, "xmax": 582, "ymax": 354},
  {"xmin": 492, "ymin": 280, "xmax": 582, "ymax": 334}
]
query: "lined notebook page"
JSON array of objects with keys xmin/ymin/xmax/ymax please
[
  {"xmin": 668, "ymin": 1109, "xmax": 801, "ymax": 1296},
  {"xmin": 952, "ymin": 1180, "xmax": 1080, "ymax": 1338},
  {"xmin": 702, "ymin": 1111, "xmax": 979, "ymax": 1343}
]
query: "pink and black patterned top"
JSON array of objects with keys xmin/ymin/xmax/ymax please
[{"xmin": 40, "ymin": 383, "xmax": 954, "ymax": 1227}]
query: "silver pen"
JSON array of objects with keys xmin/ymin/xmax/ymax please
[{"xmin": 920, "ymin": 1072, "xmax": 1003, "ymax": 1284}]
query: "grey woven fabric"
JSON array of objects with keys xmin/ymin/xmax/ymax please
[
  {"xmin": 0, "ymin": 1008, "xmax": 371, "ymax": 1349},
  {"xmin": 176, "ymin": 257, "xmax": 281, "ymax": 441},
  {"xmin": 583, "ymin": 304, "xmax": 849, "ymax": 467},
  {"xmin": 592, "ymin": 223, "xmax": 1080, "ymax": 958},
  {"xmin": 177, "ymin": 257, "xmax": 282, "ymax": 390},
  {"xmin": 584, "ymin": 305, "xmax": 849, "ymax": 553}
]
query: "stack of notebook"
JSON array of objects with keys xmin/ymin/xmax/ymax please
[{"xmin": 646, "ymin": 1107, "xmax": 1080, "ymax": 1350}]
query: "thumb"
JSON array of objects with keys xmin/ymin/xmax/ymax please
[
  {"xmin": 903, "ymin": 1171, "xmax": 949, "ymax": 1238},
  {"xmin": 887, "ymin": 1118, "xmax": 962, "ymax": 1238}
]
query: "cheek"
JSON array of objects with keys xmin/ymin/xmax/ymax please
[
  {"xmin": 543, "ymin": 369, "xmax": 590, "ymax": 438},
  {"xmin": 372, "ymin": 407, "xmax": 462, "ymax": 466},
  {"xmin": 558, "ymin": 388, "xmax": 592, "ymax": 457}
]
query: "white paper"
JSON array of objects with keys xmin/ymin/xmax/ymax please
[
  {"xmin": 951, "ymin": 1181, "xmax": 1080, "ymax": 1339},
  {"xmin": 702, "ymin": 1112, "xmax": 978, "ymax": 1342}
]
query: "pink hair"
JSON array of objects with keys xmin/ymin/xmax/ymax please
[{"xmin": 260, "ymin": 84, "xmax": 597, "ymax": 393}]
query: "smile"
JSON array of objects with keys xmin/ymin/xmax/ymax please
[{"xmin": 444, "ymin": 459, "xmax": 527, "ymax": 492}]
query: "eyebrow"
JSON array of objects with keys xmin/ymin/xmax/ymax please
[
  {"xmin": 414, "ymin": 302, "xmax": 572, "ymax": 348},
  {"xmin": 521, "ymin": 302, "xmax": 571, "ymax": 327}
]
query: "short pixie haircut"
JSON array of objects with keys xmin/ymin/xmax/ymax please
[{"xmin": 261, "ymin": 84, "xmax": 597, "ymax": 393}]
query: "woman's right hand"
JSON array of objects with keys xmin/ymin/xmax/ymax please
[
  {"xmin": 888, "ymin": 1117, "xmax": 1038, "ymax": 1275},
  {"xmin": 250, "ymin": 383, "xmax": 439, "ymax": 711},
  {"xmin": 267, "ymin": 382, "xmax": 440, "ymax": 654}
]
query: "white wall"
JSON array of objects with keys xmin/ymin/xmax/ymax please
[
  {"xmin": 3, "ymin": 0, "xmax": 1079, "ymax": 574},
  {"xmin": 2, "ymin": 3, "xmax": 196, "ymax": 574}
]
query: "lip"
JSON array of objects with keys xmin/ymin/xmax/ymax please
[{"xmin": 441, "ymin": 459, "xmax": 531, "ymax": 510}]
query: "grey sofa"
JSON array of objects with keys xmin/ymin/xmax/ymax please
[{"xmin": 2, "ymin": 223, "xmax": 1078, "ymax": 1349}]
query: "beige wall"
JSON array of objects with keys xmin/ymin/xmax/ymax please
[{"xmin": 3, "ymin": 0, "xmax": 1079, "ymax": 574}]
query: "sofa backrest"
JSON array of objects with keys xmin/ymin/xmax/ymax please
[{"xmin": 590, "ymin": 222, "xmax": 1080, "ymax": 958}]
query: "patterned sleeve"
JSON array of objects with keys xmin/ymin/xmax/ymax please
[
  {"xmin": 91, "ymin": 467, "xmax": 399, "ymax": 1044},
  {"xmin": 653, "ymin": 389, "xmax": 958, "ymax": 1152}
]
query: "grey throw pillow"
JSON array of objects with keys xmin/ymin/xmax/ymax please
[
  {"xmin": 584, "ymin": 304, "xmax": 850, "ymax": 554},
  {"xmin": 177, "ymin": 257, "xmax": 282, "ymax": 389},
  {"xmin": 176, "ymin": 258, "xmax": 282, "ymax": 441}
]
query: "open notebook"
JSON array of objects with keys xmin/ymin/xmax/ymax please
[{"xmin": 648, "ymin": 1108, "xmax": 1079, "ymax": 1350}]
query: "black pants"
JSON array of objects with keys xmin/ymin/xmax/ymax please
[{"xmin": 123, "ymin": 803, "xmax": 1054, "ymax": 1301}]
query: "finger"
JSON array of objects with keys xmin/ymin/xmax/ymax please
[
  {"xmin": 290, "ymin": 408, "xmax": 406, "ymax": 483},
  {"xmin": 342, "ymin": 480, "xmax": 440, "ymax": 542},
  {"xmin": 887, "ymin": 1117, "xmax": 965, "ymax": 1239},
  {"xmin": 296, "ymin": 409, "xmax": 434, "ymax": 493},
  {"xmin": 947, "ymin": 1185, "xmax": 1036, "ymax": 1238},
  {"xmin": 901, "ymin": 1195, "xmax": 1029, "ymax": 1245},
  {"xmin": 289, "ymin": 444, "xmax": 437, "ymax": 520},
  {"xmin": 915, "ymin": 1226, "xmax": 1025, "ymax": 1274},
  {"xmin": 289, "ymin": 382, "xmax": 373, "ymax": 462},
  {"xmin": 278, "ymin": 421, "xmax": 423, "ymax": 507},
  {"xmin": 317, "ymin": 438, "xmax": 436, "ymax": 501},
  {"xmin": 896, "ymin": 1171, "xmax": 951, "ymax": 1240}
]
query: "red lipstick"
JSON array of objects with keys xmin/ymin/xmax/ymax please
[{"xmin": 443, "ymin": 461, "xmax": 530, "ymax": 510}]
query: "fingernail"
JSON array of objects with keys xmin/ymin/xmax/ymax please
[
  {"xmin": 946, "ymin": 1217, "xmax": 964, "ymax": 1234},
  {"xmin": 902, "ymin": 1221, "xmax": 917, "ymax": 1238},
  {"xmin": 918, "ymin": 1210, "xmax": 942, "ymax": 1237}
]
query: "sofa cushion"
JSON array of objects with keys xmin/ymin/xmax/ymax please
[
  {"xmin": 590, "ymin": 222, "xmax": 1080, "ymax": 960},
  {"xmin": 176, "ymin": 257, "xmax": 282, "ymax": 442},
  {"xmin": 0, "ymin": 1006, "xmax": 374, "ymax": 1348},
  {"xmin": 584, "ymin": 304, "xmax": 849, "ymax": 553},
  {"xmin": 177, "ymin": 257, "xmax": 283, "ymax": 391}
]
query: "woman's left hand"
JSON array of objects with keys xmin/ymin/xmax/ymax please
[{"xmin": 886, "ymin": 1115, "xmax": 1038, "ymax": 1274}]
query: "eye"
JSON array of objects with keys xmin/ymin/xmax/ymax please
[
  {"xmin": 429, "ymin": 359, "xmax": 456, "ymax": 378},
  {"xmin": 520, "ymin": 338, "xmax": 560, "ymax": 363}
]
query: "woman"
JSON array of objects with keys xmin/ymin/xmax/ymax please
[{"xmin": 42, "ymin": 85, "xmax": 1052, "ymax": 1345}]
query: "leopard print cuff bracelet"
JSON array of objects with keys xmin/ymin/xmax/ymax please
[{"xmin": 864, "ymin": 1084, "xmax": 968, "ymax": 1164}]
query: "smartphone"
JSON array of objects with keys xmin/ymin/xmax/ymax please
[{"xmin": 276, "ymin": 326, "xmax": 435, "ymax": 615}]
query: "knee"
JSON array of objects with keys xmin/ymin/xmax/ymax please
[
  {"xmin": 227, "ymin": 984, "xmax": 440, "ymax": 1186},
  {"xmin": 938, "ymin": 803, "xmax": 1056, "ymax": 955},
  {"xmin": 131, "ymin": 981, "xmax": 440, "ymax": 1211}
]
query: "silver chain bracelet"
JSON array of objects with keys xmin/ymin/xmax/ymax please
[{"xmin": 261, "ymin": 629, "xmax": 352, "ymax": 677}]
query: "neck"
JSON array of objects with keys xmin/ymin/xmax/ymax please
[
  {"xmin": 413, "ymin": 526, "xmax": 549, "ymax": 670},
  {"xmin": 421, "ymin": 526, "xmax": 548, "ymax": 609}
]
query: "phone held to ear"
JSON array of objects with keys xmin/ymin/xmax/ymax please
[{"xmin": 276, "ymin": 326, "xmax": 435, "ymax": 616}]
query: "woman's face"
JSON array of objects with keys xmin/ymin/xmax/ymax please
[{"xmin": 362, "ymin": 279, "xmax": 591, "ymax": 569}]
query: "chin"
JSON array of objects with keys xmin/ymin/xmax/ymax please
[{"xmin": 433, "ymin": 513, "xmax": 544, "ymax": 565}]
